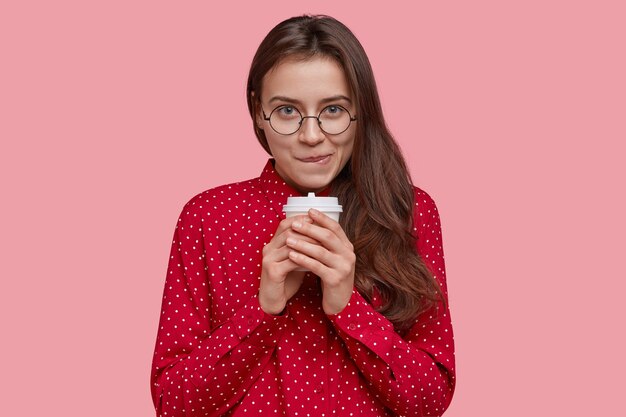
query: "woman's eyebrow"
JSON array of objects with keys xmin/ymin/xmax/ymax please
[{"xmin": 268, "ymin": 95, "xmax": 352, "ymax": 104}]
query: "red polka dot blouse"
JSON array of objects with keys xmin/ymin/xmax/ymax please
[{"xmin": 151, "ymin": 159, "xmax": 456, "ymax": 416}]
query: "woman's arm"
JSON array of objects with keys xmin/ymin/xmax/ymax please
[
  {"xmin": 150, "ymin": 199, "xmax": 288, "ymax": 417},
  {"xmin": 326, "ymin": 189, "xmax": 456, "ymax": 416}
]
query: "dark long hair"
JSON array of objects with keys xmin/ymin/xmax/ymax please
[{"xmin": 246, "ymin": 15, "xmax": 443, "ymax": 333}]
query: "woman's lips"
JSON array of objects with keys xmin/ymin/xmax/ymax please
[{"xmin": 298, "ymin": 154, "xmax": 331, "ymax": 163}]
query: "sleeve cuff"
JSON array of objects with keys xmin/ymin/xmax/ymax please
[
  {"xmin": 327, "ymin": 288, "xmax": 396, "ymax": 358},
  {"xmin": 231, "ymin": 294, "xmax": 290, "ymax": 347}
]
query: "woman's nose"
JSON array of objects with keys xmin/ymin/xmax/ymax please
[{"xmin": 298, "ymin": 116, "xmax": 325, "ymax": 145}]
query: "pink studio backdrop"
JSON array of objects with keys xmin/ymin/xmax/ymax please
[{"xmin": 1, "ymin": 1, "xmax": 625, "ymax": 415}]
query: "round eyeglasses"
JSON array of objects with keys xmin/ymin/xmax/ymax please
[{"xmin": 262, "ymin": 105, "xmax": 357, "ymax": 135}]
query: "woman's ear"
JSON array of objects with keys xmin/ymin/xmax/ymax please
[{"xmin": 251, "ymin": 91, "xmax": 264, "ymax": 130}]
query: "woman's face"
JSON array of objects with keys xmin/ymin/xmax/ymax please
[{"xmin": 257, "ymin": 57, "xmax": 356, "ymax": 194}]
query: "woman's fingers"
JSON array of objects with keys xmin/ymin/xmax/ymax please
[
  {"xmin": 286, "ymin": 237, "xmax": 332, "ymax": 266},
  {"xmin": 291, "ymin": 210, "xmax": 352, "ymax": 253},
  {"xmin": 262, "ymin": 245, "xmax": 303, "ymax": 272},
  {"xmin": 288, "ymin": 250, "xmax": 330, "ymax": 278},
  {"xmin": 309, "ymin": 209, "xmax": 352, "ymax": 246},
  {"xmin": 259, "ymin": 215, "xmax": 321, "ymax": 316},
  {"xmin": 287, "ymin": 238, "xmax": 354, "ymax": 278},
  {"xmin": 259, "ymin": 254, "xmax": 304, "ymax": 315},
  {"xmin": 284, "ymin": 210, "xmax": 356, "ymax": 316},
  {"xmin": 273, "ymin": 215, "xmax": 313, "ymax": 238},
  {"xmin": 267, "ymin": 216, "xmax": 318, "ymax": 249}
]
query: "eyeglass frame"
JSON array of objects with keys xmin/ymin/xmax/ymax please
[{"xmin": 261, "ymin": 104, "xmax": 357, "ymax": 136}]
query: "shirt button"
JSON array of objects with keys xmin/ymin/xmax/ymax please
[
  {"xmin": 314, "ymin": 386, "xmax": 323, "ymax": 394},
  {"xmin": 348, "ymin": 323, "xmax": 357, "ymax": 331},
  {"xmin": 247, "ymin": 318, "xmax": 254, "ymax": 325}
]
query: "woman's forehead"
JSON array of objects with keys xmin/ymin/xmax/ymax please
[{"xmin": 261, "ymin": 57, "xmax": 352, "ymax": 104}]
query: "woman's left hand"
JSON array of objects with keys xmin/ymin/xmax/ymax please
[{"xmin": 285, "ymin": 208, "xmax": 356, "ymax": 315}]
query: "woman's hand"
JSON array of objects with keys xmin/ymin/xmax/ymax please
[
  {"xmin": 286, "ymin": 209, "xmax": 356, "ymax": 315},
  {"xmin": 258, "ymin": 215, "xmax": 318, "ymax": 315}
]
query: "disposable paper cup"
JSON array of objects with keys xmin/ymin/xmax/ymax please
[
  {"xmin": 283, "ymin": 192, "xmax": 343, "ymax": 271},
  {"xmin": 283, "ymin": 192, "xmax": 342, "ymax": 221}
]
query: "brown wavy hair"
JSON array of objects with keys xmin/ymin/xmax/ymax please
[{"xmin": 246, "ymin": 15, "xmax": 443, "ymax": 333}]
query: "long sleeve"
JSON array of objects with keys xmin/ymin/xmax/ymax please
[
  {"xmin": 151, "ymin": 163, "xmax": 456, "ymax": 416},
  {"xmin": 150, "ymin": 198, "xmax": 289, "ymax": 417},
  {"xmin": 327, "ymin": 189, "xmax": 456, "ymax": 416}
]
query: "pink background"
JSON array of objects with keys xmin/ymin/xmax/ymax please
[{"xmin": 2, "ymin": 1, "xmax": 625, "ymax": 415}]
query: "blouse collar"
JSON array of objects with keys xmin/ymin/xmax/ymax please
[{"xmin": 258, "ymin": 159, "xmax": 331, "ymax": 219}]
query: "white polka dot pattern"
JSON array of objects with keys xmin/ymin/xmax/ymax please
[{"xmin": 150, "ymin": 159, "xmax": 456, "ymax": 416}]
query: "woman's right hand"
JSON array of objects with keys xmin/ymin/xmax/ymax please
[{"xmin": 258, "ymin": 215, "xmax": 318, "ymax": 315}]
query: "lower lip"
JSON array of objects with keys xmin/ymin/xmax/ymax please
[{"xmin": 300, "ymin": 155, "xmax": 331, "ymax": 165}]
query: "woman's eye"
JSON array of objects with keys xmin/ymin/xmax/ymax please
[
  {"xmin": 323, "ymin": 105, "xmax": 344, "ymax": 117},
  {"xmin": 278, "ymin": 106, "xmax": 297, "ymax": 116}
]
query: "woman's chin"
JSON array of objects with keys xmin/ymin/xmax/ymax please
[{"xmin": 293, "ymin": 178, "xmax": 332, "ymax": 194}]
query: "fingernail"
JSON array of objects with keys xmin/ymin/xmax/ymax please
[
  {"xmin": 293, "ymin": 221, "xmax": 302, "ymax": 229},
  {"xmin": 286, "ymin": 237, "xmax": 297, "ymax": 246},
  {"xmin": 309, "ymin": 208, "xmax": 320, "ymax": 216}
]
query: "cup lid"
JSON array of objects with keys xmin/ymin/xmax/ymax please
[{"xmin": 283, "ymin": 192, "xmax": 343, "ymax": 213}]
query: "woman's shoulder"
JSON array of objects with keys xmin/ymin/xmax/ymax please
[
  {"xmin": 410, "ymin": 186, "xmax": 446, "ymax": 262},
  {"xmin": 177, "ymin": 176, "xmax": 264, "ymax": 219},
  {"xmin": 412, "ymin": 185, "xmax": 439, "ymax": 215},
  {"xmin": 411, "ymin": 185, "xmax": 444, "ymax": 234}
]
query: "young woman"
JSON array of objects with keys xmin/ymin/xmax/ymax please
[{"xmin": 151, "ymin": 15, "xmax": 455, "ymax": 417}]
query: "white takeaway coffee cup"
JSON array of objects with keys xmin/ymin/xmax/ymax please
[
  {"xmin": 283, "ymin": 192, "xmax": 343, "ymax": 271},
  {"xmin": 283, "ymin": 192, "xmax": 343, "ymax": 221}
]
